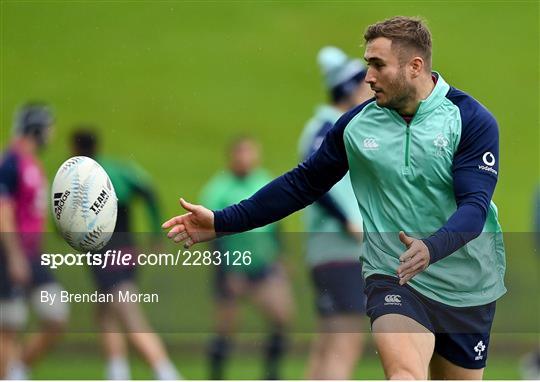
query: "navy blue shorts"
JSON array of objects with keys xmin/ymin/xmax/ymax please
[
  {"xmin": 365, "ymin": 274, "xmax": 496, "ymax": 369},
  {"xmin": 214, "ymin": 263, "xmax": 277, "ymax": 300},
  {"xmin": 89, "ymin": 245, "xmax": 137, "ymax": 292},
  {"xmin": 91, "ymin": 265, "xmax": 137, "ymax": 293},
  {"xmin": 311, "ymin": 261, "xmax": 366, "ymax": 317},
  {"xmin": 0, "ymin": 253, "xmax": 56, "ymax": 298}
]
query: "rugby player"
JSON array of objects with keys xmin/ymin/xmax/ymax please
[
  {"xmin": 71, "ymin": 128, "xmax": 180, "ymax": 380},
  {"xmin": 0, "ymin": 104, "xmax": 68, "ymax": 379},
  {"xmin": 200, "ymin": 136, "xmax": 293, "ymax": 380},
  {"xmin": 163, "ymin": 16, "xmax": 506, "ymax": 379}
]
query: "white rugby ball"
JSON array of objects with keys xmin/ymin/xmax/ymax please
[{"xmin": 51, "ymin": 156, "xmax": 118, "ymax": 251}]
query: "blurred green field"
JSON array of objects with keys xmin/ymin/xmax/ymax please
[
  {"xmin": 1, "ymin": 0, "xmax": 539, "ymax": 380},
  {"xmin": 29, "ymin": 343, "xmax": 524, "ymax": 380},
  {"xmin": 1, "ymin": 1, "xmax": 538, "ymax": 229}
]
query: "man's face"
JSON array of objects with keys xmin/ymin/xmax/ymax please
[
  {"xmin": 229, "ymin": 140, "xmax": 259, "ymax": 177},
  {"xmin": 36, "ymin": 124, "xmax": 53, "ymax": 150},
  {"xmin": 364, "ymin": 37, "xmax": 415, "ymax": 111}
]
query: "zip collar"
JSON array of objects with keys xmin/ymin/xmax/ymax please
[
  {"xmin": 414, "ymin": 72, "xmax": 450, "ymax": 117},
  {"xmin": 380, "ymin": 71, "xmax": 450, "ymax": 125}
]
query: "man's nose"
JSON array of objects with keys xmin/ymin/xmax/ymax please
[{"xmin": 365, "ymin": 67, "xmax": 375, "ymax": 84}]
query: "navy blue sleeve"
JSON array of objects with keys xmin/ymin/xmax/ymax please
[
  {"xmin": 306, "ymin": 121, "xmax": 348, "ymax": 225},
  {"xmin": 423, "ymin": 88, "xmax": 499, "ymax": 264},
  {"xmin": 213, "ymin": 103, "xmax": 369, "ymax": 234},
  {"xmin": 0, "ymin": 151, "xmax": 19, "ymax": 198}
]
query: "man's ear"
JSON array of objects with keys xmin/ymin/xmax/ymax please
[{"xmin": 409, "ymin": 56, "xmax": 424, "ymax": 78}]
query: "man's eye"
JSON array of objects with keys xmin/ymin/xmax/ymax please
[{"xmin": 367, "ymin": 62, "xmax": 383, "ymax": 69}]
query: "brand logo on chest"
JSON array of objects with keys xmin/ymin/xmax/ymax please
[{"xmin": 363, "ymin": 137, "xmax": 379, "ymax": 150}]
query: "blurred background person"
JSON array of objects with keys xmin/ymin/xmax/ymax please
[
  {"xmin": 0, "ymin": 103, "xmax": 69, "ymax": 379},
  {"xmin": 70, "ymin": 128, "xmax": 180, "ymax": 380},
  {"xmin": 297, "ymin": 46, "xmax": 372, "ymax": 379},
  {"xmin": 200, "ymin": 136, "xmax": 294, "ymax": 380},
  {"xmin": 520, "ymin": 185, "xmax": 540, "ymax": 380}
]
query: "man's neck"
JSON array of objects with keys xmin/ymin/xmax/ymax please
[{"xmin": 397, "ymin": 73, "xmax": 436, "ymax": 116}]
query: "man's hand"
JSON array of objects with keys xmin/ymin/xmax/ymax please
[
  {"xmin": 162, "ymin": 198, "xmax": 216, "ymax": 248},
  {"xmin": 396, "ymin": 231, "xmax": 430, "ymax": 285},
  {"xmin": 7, "ymin": 251, "xmax": 31, "ymax": 286}
]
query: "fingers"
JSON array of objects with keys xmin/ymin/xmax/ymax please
[
  {"xmin": 397, "ymin": 243, "xmax": 429, "ymax": 274},
  {"xmin": 162, "ymin": 215, "xmax": 185, "ymax": 229},
  {"xmin": 399, "ymin": 272, "xmax": 415, "ymax": 285},
  {"xmin": 398, "ymin": 257, "xmax": 425, "ymax": 278},
  {"xmin": 399, "ymin": 260, "xmax": 427, "ymax": 285},
  {"xmin": 179, "ymin": 198, "xmax": 197, "ymax": 212},
  {"xmin": 170, "ymin": 230, "xmax": 193, "ymax": 248},
  {"xmin": 162, "ymin": 198, "xmax": 197, "ymax": 228},
  {"xmin": 184, "ymin": 237, "xmax": 194, "ymax": 249},
  {"xmin": 166, "ymin": 223, "xmax": 186, "ymax": 238},
  {"xmin": 397, "ymin": 251, "xmax": 421, "ymax": 275},
  {"xmin": 167, "ymin": 228, "xmax": 193, "ymax": 248},
  {"xmin": 396, "ymin": 234, "xmax": 430, "ymax": 285},
  {"xmin": 398, "ymin": 245, "xmax": 417, "ymax": 265},
  {"xmin": 397, "ymin": 245, "xmax": 429, "ymax": 285},
  {"xmin": 173, "ymin": 231, "xmax": 188, "ymax": 243},
  {"xmin": 399, "ymin": 231, "xmax": 414, "ymax": 247},
  {"xmin": 160, "ymin": 200, "xmax": 196, "ymax": 248}
]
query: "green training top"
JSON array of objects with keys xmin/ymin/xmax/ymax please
[
  {"xmin": 200, "ymin": 168, "xmax": 281, "ymax": 274},
  {"xmin": 342, "ymin": 74, "xmax": 506, "ymax": 306},
  {"xmin": 97, "ymin": 156, "xmax": 161, "ymax": 234},
  {"xmin": 213, "ymin": 73, "xmax": 506, "ymax": 307}
]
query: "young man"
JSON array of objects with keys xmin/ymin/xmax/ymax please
[
  {"xmin": 163, "ymin": 16, "xmax": 506, "ymax": 380},
  {"xmin": 0, "ymin": 104, "xmax": 69, "ymax": 379},
  {"xmin": 298, "ymin": 46, "xmax": 372, "ymax": 379},
  {"xmin": 200, "ymin": 136, "xmax": 293, "ymax": 380},
  {"xmin": 71, "ymin": 128, "xmax": 180, "ymax": 380}
]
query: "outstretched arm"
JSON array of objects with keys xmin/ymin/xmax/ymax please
[
  {"xmin": 162, "ymin": 103, "xmax": 369, "ymax": 247},
  {"xmin": 212, "ymin": 123, "xmax": 350, "ymax": 234}
]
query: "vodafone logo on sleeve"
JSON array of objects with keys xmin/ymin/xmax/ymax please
[
  {"xmin": 482, "ymin": 152, "xmax": 496, "ymax": 166},
  {"xmin": 478, "ymin": 151, "xmax": 498, "ymax": 175}
]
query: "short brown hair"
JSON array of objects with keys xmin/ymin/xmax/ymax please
[{"xmin": 364, "ymin": 16, "xmax": 432, "ymax": 70}]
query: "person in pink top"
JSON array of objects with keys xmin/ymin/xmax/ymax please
[{"xmin": 0, "ymin": 103, "xmax": 68, "ymax": 379}]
